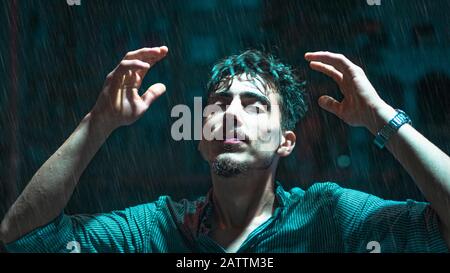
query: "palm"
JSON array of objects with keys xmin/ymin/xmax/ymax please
[
  {"xmin": 107, "ymin": 72, "xmax": 149, "ymax": 125},
  {"xmin": 92, "ymin": 47, "xmax": 168, "ymax": 129},
  {"xmin": 337, "ymin": 74, "xmax": 380, "ymax": 126},
  {"xmin": 305, "ymin": 51, "xmax": 385, "ymax": 127}
]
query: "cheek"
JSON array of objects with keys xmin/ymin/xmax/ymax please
[
  {"xmin": 248, "ymin": 115, "xmax": 276, "ymax": 137},
  {"xmin": 202, "ymin": 114, "xmax": 225, "ymax": 140},
  {"xmin": 204, "ymin": 112, "xmax": 225, "ymax": 127},
  {"xmin": 198, "ymin": 139, "xmax": 217, "ymax": 161}
]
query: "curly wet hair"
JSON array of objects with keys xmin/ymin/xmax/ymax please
[{"xmin": 206, "ymin": 50, "xmax": 308, "ymax": 131}]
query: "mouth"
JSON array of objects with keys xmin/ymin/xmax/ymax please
[
  {"xmin": 223, "ymin": 130, "xmax": 249, "ymax": 144},
  {"xmin": 222, "ymin": 138, "xmax": 246, "ymax": 152},
  {"xmin": 223, "ymin": 138, "xmax": 244, "ymax": 144}
]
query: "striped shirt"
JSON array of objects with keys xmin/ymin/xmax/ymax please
[{"xmin": 5, "ymin": 182, "xmax": 449, "ymax": 253}]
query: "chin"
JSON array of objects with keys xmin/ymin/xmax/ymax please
[{"xmin": 211, "ymin": 153, "xmax": 250, "ymax": 177}]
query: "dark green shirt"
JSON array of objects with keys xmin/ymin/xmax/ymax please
[{"xmin": 5, "ymin": 182, "xmax": 449, "ymax": 253}]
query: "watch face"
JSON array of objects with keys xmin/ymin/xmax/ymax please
[{"xmin": 374, "ymin": 109, "xmax": 412, "ymax": 149}]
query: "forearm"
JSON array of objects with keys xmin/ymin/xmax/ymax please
[
  {"xmin": 366, "ymin": 103, "xmax": 450, "ymax": 228},
  {"xmin": 304, "ymin": 50, "xmax": 450, "ymax": 247},
  {"xmin": 0, "ymin": 112, "xmax": 114, "ymax": 243},
  {"xmin": 0, "ymin": 46, "xmax": 168, "ymax": 245}
]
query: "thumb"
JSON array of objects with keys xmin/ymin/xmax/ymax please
[
  {"xmin": 141, "ymin": 83, "xmax": 166, "ymax": 107},
  {"xmin": 318, "ymin": 95, "xmax": 341, "ymax": 117}
]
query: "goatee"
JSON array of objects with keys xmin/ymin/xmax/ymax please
[{"xmin": 211, "ymin": 157, "xmax": 248, "ymax": 177}]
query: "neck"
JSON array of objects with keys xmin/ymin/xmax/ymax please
[{"xmin": 211, "ymin": 169, "xmax": 277, "ymax": 229}]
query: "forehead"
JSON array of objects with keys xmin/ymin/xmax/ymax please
[{"xmin": 211, "ymin": 74, "xmax": 279, "ymax": 101}]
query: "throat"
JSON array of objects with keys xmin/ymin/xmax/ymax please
[
  {"xmin": 208, "ymin": 190, "xmax": 277, "ymax": 252},
  {"xmin": 211, "ymin": 176, "xmax": 276, "ymax": 228},
  {"xmin": 209, "ymin": 210, "xmax": 273, "ymax": 253},
  {"xmin": 208, "ymin": 170, "xmax": 278, "ymax": 251}
]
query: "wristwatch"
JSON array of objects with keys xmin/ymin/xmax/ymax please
[{"xmin": 374, "ymin": 109, "xmax": 412, "ymax": 149}]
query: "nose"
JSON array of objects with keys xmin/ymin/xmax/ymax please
[{"xmin": 223, "ymin": 97, "xmax": 243, "ymax": 133}]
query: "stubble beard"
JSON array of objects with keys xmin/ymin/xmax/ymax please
[{"xmin": 211, "ymin": 156, "xmax": 249, "ymax": 178}]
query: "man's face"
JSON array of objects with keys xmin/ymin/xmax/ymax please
[{"xmin": 198, "ymin": 74, "xmax": 284, "ymax": 177}]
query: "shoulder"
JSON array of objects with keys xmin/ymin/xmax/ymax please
[
  {"xmin": 285, "ymin": 182, "xmax": 381, "ymax": 210},
  {"xmin": 303, "ymin": 182, "xmax": 388, "ymax": 206},
  {"xmin": 305, "ymin": 182, "xmax": 344, "ymax": 196}
]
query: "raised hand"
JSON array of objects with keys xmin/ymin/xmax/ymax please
[
  {"xmin": 305, "ymin": 51, "xmax": 396, "ymax": 131},
  {"xmin": 91, "ymin": 46, "xmax": 169, "ymax": 131}
]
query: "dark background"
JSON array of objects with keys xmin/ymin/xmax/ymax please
[{"xmin": 1, "ymin": 0, "xmax": 449, "ymax": 250}]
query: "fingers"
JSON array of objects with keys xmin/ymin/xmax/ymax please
[
  {"xmin": 309, "ymin": 61, "xmax": 343, "ymax": 84},
  {"xmin": 112, "ymin": 62, "xmax": 148, "ymax": 89},
  {"xmin": 125, "ymin": 46, "xmax": 168, "ymax": 59},
  {"xmin": 110, "ymin": 46, "xmax": 168, "ymax": 79},
  {"xmin": 305, "ymin": 51, "xmax": 357, "ymax": 76},
  {"xmin": 124, "ymin": 46, "xmax": 168, "ymax": 66},
  {"xmin": 119, "ymin": 46, "xmax": 168, "ymax": 85},
  {"xmin": 318, "ymin": 95, "xmax": 342, "ymax": 117},
  {"xmin": 115, "ymin": 59, "xmax": 151, "ymax": 74},
  {"xmin": 141, "ymin": 83, "xmax": 167, "ymax": 107}
]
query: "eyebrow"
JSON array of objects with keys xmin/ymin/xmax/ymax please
[{"xmin": 210, "ymin": 90, "xmax": 272, "ymax": 110}]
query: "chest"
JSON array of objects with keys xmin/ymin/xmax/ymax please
[{"xmin": 209, "ymin": 217, "xmax": 270, "ymax": 253}]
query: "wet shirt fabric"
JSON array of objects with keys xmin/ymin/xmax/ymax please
[{"xmin": 5, "ymin": 182, "xmax": 448, "ymax": 253}]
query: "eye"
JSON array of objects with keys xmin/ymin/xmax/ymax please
[
  {"xmin": 244, "ymin": 104, "xmax": 265, "ymax": 114},
  {"xmin": 214, "ymin": 101, "xmax": 227, "ymax": 110},
  {"xmin": 206, "ymin": 99, "xmax": 227, "ymax": 114},
  {"xmin": 207, "ymin": 97, "xmax": 226, "ymax": 110}
]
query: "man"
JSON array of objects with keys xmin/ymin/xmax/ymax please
[{"xmin": 0, "ymin": 46, "xmax": 449, "ymax": 252}]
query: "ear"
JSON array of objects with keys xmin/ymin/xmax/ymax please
[{"xmin": 276, "ymin": 130, "xmax": 296, "ymax": 157}]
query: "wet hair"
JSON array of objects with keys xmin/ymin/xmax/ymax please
[{"xmin": 206, "ymin": 49, "xmax": 308, "ymax": 131}]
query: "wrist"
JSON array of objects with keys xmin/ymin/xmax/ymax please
[
  {"xmin": 364, "ymin": 102, "xmax": 398, "ymax": 135},
  {"xmin": 84, "ymin": 111, "xmax": 117, "ymax": 136}
]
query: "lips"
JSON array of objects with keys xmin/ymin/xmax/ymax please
[
  {"xmin": 223, "ymin": 130, "xmax": 248, "ymax": 143},
  {"xmin": 223, "ymin": 138, "xmax": 244, "ymax": 144}
]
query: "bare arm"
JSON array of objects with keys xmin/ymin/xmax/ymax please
[
  {"xmin": 0, "ymin": 46, "xmax": 168, "ymax": 244},
  {"xmin": 367, "ymin": 104, "xmax": 450, "ymax": 246},
  {"xmin": 305, "ymin": 51, "xmax": 450, "ymax": 247},
  {"xmin": 0, "ymin": 112, "xmax": 112, "ymax": 243}
]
